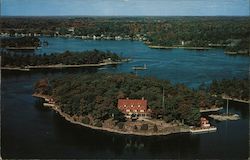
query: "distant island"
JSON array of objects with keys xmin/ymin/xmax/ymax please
[
  {"xmin": 33, "ymin": 73, "xmax": 238, "ymax": 136},
  {"xmin": 0, "ymin": 37, "xmax": 41, "ymax": 50},
  {"xmin": 1, "ymin": 16, "xmax": 249, "ymax": 55},
  {"xmin": 1, "ymin": 50, "xmax": 127, "ymax": 71}
]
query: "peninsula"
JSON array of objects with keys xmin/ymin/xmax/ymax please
[{"xmin": 1, "ymin": 50, "xmax": 127, "ymax": 71}]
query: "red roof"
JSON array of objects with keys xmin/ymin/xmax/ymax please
[{"xmin": 118, "ymin": 98, "xmax": 148, "ymax": 113}]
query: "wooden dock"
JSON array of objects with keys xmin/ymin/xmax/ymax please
[
  {"xmin": 200, "ymin": 107, "xmax": 223, "ymax": 113},
  {"xmin": 190, "ymin": 127, "xmax": 217, "ymax": 134}
]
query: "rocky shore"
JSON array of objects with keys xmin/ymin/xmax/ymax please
[
  {"xmin": 33, "ymin": 93, "xmax": 190, "ymax": 137},
  {"xmin": 1, "ymin": 61, "xmax": 124, "ymax": 71}
]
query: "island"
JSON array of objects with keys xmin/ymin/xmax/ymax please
[
  {"xmin": 33, "ymin": 73, "xmax": 225, "ymax": 136},
  {"xmin": 0, "ymin": 37, "xmax": 41, "ymax": 50},
  {"xmin": 1, "ymin": 50, "xmax": 127, "ymax": 71}
]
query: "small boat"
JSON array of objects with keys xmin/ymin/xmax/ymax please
[
  {"xmin": 43, "ymin": 103, "xmax": 55, "ymax": 107},
  {"xmin": 132, "ymin": 64, "xmax": 147, "ymax": 70}
]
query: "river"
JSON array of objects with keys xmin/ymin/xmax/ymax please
[{"xmin": 1, "ymin": 37, "xmax": 249, "ymax": 159}]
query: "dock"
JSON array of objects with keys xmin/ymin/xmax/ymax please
[
  {"xmin": 190, "ymin": 117, "xmax": 217, "ymax": 134},
  {"xmin": 209, "ymin": 114, "xmax": 240, "ymax": 121},
  {"xmin": 200, "ymin": 107, "xmax": 223, "ymax": 113},
  {"xmin": 190, "ymin": 127, "xmax": 217, "ymax": 134}
]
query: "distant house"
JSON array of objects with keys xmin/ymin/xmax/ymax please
[
  {"xmin": 117, "ymin": 98, "xmax": 151, "ymax": 119},
  {"xmin": 181, "ymin": 41, "xmax": 185, "ymax": 46},
  {"xmin": 68, "ymin": 27, "xmax": 75, "ymax": 32}
]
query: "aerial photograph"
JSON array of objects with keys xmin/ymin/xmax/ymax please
[{"xmin": 0, "ymin": 0, "xmax": 249, "ymax": 159}]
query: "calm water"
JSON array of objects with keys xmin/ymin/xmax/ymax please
[{"xmin": 1, "ymin": 37, "xmax": 249, "ymax": 159}]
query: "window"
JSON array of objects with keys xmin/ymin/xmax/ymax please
[{"xmin": 138, "ymin": 105, "xmax": 140, "ymax": 107}]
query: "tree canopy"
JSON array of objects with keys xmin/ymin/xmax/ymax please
[
  {"xmin": 208, "ymin": 78, "xmax": 249, "ymax": 101},
  {"xmin": 34, "ymin": 73, "xmax": 227, "ymax": 126},
  {"xmin": 2, "ymin": 16, "xmax": 250, "ymax": 54},
  {"xmin": 0, "ymin": 37, "xmax": 40, "ymax": 48},
  {"xmin": 1, "ymin": 50, "xmax": 122, "ymax": 67}
]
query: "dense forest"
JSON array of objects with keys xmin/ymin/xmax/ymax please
[
  {"xmin": 34, "ymin": 73, "xmax": 226, "ymax": 126},
  {"xmin": 1, "ymin": 50, "xmax": 122, "ymax": 67},
  {"xmin": 208, "ymin": 78, "xmax": 249, "ymax": 101},
  {"xmin": 0, "ymin": 37, "xmax": 40, "ymax": 48},
  {"xmin": 1, "ymin": 16, "xmax": 250, "ymax": 54}
]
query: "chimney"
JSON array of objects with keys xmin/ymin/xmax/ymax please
[{"xmin": 142, "ymin": 97, "xmax": 144, "ymax": 100}]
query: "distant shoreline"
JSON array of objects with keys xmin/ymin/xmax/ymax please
[
  {"xmin": 1, "ymin": 61, "xmax": 125, "ymax": 71},
  {"xmin": 147, "ymin": 45, "xmax": 250, "ymax": 55},
  {"xmin": 147, "ymin": 45, "xmax": 212, "ymax": 50},
  {"xmin": 32, "ymin": 93, "xmax": 190, "ymax": 137}
]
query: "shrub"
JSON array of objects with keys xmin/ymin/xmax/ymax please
[
  {"xmin": 153, "ymin": 124, "xmax": 158, "ymax": 132},
  {"xmin": 140, "ymin": 124, "xmax": 148, "ymax": 131},
  {"xmin": 117, "ymin": 122, "xmax": 124, "ymax": 129},
  {"xmin": 81, "ymin": 117, "xmax": 90, "ymax": 124},
  {"xmin": 134, "ymin": 125, "xmax": 138, "ymax": 130},
  {"xmin": 94, "ymin": 121, "xmax": 102, "ymax": 127},
  {"xmin": 163, "ymin": 115, "xmax": 174, "ymax": 123}
]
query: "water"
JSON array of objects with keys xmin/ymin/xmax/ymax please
[
  {"xmin": 36, "ymin": 37, "xmax": 249, "ymax": 88},
  {"xmin": 1, "ymin": 37, "xmax": 249, "ymax": 159}
]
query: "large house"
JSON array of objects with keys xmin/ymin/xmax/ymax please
[{"xmin": 117, "ymin": 98, "xmax": 151, "ymax": 119}]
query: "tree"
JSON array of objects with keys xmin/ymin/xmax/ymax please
[{"xmin": 153, "ymin": 124, "xmax": 158, "ymax": 132}]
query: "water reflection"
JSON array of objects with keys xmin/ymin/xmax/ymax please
[{"xmin": 51, "ymin": 112, "xmax": 201, "ymax": 158}]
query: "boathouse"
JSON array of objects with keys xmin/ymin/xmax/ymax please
[
  {"xmin": 117, "ymin": 98, "xmax": 151, "ymax": 119},
  {"xmin": 200, "ymin": 117, "xmax": 211, "ymax": 128}
]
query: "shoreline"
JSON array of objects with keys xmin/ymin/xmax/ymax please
[
  {"xmin": 147, "ymin": 45, "xmax": 212, "ymax": 50},
  {"xmin": 32, "ymin": 93, "xmax": 190, "ymax": 137},
  {"xmin": 222, "ymin": 96, "xmax": 250, "ymax": 104},
  {"xmin": 0, "ymin": 67, "xmax": 31, "ymax": 71},
  {"xmin": 224, "ymin": 51, "xmax": 250, "ymax": 56},
  {"xmin": 212, "ymin": 94, "xmax": 250, "ymax": 104},
  {"xmin": 1, "ymin": 61, "xmax": 124, "ymax": 71},
  {"xmin": 200, "ymin": 107, "xmax": 223, "ymax": 113}
]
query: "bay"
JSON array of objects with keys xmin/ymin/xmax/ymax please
[{"xmin": 1, "ymin": 37, "xmax": 249, "ymax": 159}]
